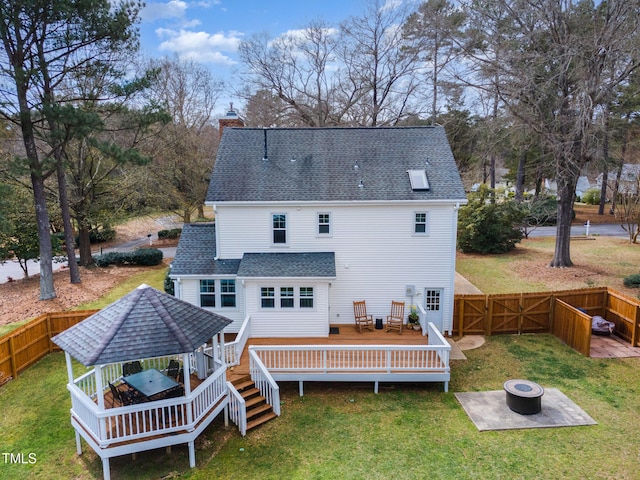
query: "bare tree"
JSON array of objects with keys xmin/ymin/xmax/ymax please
[
  {"xmin": 143, "ymin": 56, "xmax": 223, "ymax": 223},
  {"xmin": 238, "ymin": 22, "xmax": 344, "ymax": 126},
  {"xmin": 339, "ymin": 0, "xmax": 423, "ymax": 126}
]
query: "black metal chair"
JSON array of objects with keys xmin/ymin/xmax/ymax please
[
  {"xmin": 122, "ymin": 361, "xmax": 142, "ymax": 377},
  {"xmin": 109, "ymin": 382, "xmax": 135, "ymax": 407},
  {"xmin": 167, "ymin": 359, "xmax": 180, "ymax": 380}
]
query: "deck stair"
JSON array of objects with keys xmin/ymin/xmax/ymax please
[{"xmin": 231, "ymin": 376, "xmax": 277, "ymax": 431}]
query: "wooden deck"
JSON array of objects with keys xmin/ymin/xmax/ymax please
[{"xmin": 227, "ymin": 324, "xmax": 431, "ymax": 381}]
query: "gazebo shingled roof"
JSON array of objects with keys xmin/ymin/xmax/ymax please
[{"xmin": 52, "ymin": 284, "xmax": 232, "ymax": 366}]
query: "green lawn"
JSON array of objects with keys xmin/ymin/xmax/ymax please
[{"xmin": 2, "ymin": 334, "xmax": 638, "ymax": 479}]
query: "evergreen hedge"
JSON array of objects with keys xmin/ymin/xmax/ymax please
[{"xmin": 94, "ymin": 248, "xmax": 163, "ymax": 267}]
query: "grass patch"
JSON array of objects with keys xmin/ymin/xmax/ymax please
[
  {"xmin": 3, "ymin": 336, "xmax": 640, "ymax": 479},
  {"xmin": 457, "ymin": 236, "xmax": 640, "ymax": 294},
  {"xmin": 75, "ymin": 265, "xmax": 167, "ymax": 310}
]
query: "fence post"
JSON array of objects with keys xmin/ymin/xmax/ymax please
[
  {"xmin": 485, "ymin": 296, "xmax": 492, "ymax": 336},
  {"xmin": 458, "ymin": 297, "xmax": 465, "ymax": 337},
  {"xmin": 46, "ymin": 313, "xmax": 53, "ymax": 353},
  {"xmin": 8, "ymin": 335, "xmax": 17, "ymax": 380}
]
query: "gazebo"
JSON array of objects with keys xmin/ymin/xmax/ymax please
[{"xmin": 52, "ymin": 284, "xmax": 233, "ymax": 480}]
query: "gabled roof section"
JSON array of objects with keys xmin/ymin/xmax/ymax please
[
  {"xmin": 170, "ymin": 223, "xmax": 240, "ymax": 276},
  {"xmin": 207, "ymin": 126, "xmax": 466, "ymax": 203},
  {"xmin": 237, "ymin": 252, "xmax": 336, "ymax": 278},
  {"xmin": 52, "ymin": 285, "xmax": 232, "ymax": 366}
]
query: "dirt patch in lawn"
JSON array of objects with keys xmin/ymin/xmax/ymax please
[
  {"xmin": 0, "ymin": 263, "xmax": 169, "ymax": 326},
  {"xmin": 0, "ymin": 216, "xmax": 179, "ymax": 327}
]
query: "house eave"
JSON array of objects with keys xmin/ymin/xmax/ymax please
[{"xmin": 207, "ymin": 199, "xmax": 468, "ymax": 208}]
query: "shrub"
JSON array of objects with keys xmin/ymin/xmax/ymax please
[
  {"xmin": 93, "ymin": 248, "xmax": 163, "ymax": 267},
  {"xmin": 623, "ymin": 274, "xmax": 640, "ymax": 288},
  {"xmin": 582, "ymin": 189, "xmax": 601, "ymax": 205},
  {"xmin": 458, "ymin": 185, "xmax": 524, "ymax": 254},
  {"xmin": 164, "ymin": 270, "xmax": 175, "ymax": 295},
  {"xmin": 158, "ymin": 228, "xmax": 182, "ymax": 240}
]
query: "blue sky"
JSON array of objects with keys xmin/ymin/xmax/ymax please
[{"xmin": 138, "ymin": 1, "xmax": 366, "ymax": 73}]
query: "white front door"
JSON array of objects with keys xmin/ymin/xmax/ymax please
[{"xmin": 424, "ymin": 288, "xmax": 444, "ymax": 332}]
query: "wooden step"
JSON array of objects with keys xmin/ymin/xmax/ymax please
[
  {"xmin": 246, "ymin": 403, "xmax": 272, "ymax": 419},
  {"xmin": 245, "ymin": 394, "xmax": 266, "ymax": 408},
  {"xmin": 233, "ymin": 379, "xmax": 255, "ymax": 391},
  {"xmin": 246, "ymin": 411, "xmax": 278, "ymax": 431},
  {"xmin": 240, "ymin": 387, "xmax": 260, "ymax": 399}
]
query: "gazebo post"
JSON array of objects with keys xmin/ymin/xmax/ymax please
[
  {"xmin": 188, "ymin": 440, "xmax": 196, "ymax": 468},
  {"xmin": 64, "ymin": 352, "xmax": 74, "ymax": 385},
  {"xmin": 95, "ymin": 365, "xmax": 105, "ymax": 410},
  {"xmin": 182, "ymin": 353, "xmax": 191, "ymax": 397},
  {"xmin": 102, "ymin": 457, "xmax": 111, "ymax": 480},
  {"xmin": 218, "ymin": 332, "xmax": 226, "ymax": 365}
]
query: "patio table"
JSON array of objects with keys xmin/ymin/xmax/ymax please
[{"xmin": 122, "ymin": 368, "xmax": 180, "ymax": 399}]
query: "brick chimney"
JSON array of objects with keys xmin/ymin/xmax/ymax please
[{"xmin": 218, "ymin": 102, "xmax": 244, "ymax": 139}]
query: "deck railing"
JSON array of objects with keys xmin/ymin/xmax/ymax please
[
  {"xmin": 226, "ymin": 382, "xmax": 247, "ymax": 436},
  {"xmin": 223, "ymin": 314, "xmax": 251, "ymax": 366},
  {"xmin": 249, "ymin": 322, "xmax": 450, "ymax": 393},
  {"xmin": 248, "ymin": 349, "xmax": 281, "ymax": 415},
  {"xmin": 69, "ymin": 365, "xmax": 228, "ymax": 446}
]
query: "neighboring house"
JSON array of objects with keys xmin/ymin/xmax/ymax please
[
  {"xmin": 170, "ymin": 126, "xmax": 467, "ymax": 336},
  {"xmin": 596, "ymin": 164, "xmax": 640, "ymax": 196},
  {"xmin": 545, "ymin": 176, "xmax": 592, "ymax": 199}
]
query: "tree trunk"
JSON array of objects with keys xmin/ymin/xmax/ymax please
[
  {"xmin": 31, "ymin": 174, "xmax": 56, "ymax": 299},
  {"xmin": 549, "ymin": 176, "xmax": 576, "ymax": 267},
  {"xmin": 515, "ymin": 152, "xmax": 525, "ymax": 202},
  {"xmin": 57, "ymin": 162, "xmax": 81, "ymax": 283},
  {"xmin": 78, "ymin": 224, "xmax": 94, "ymax": 266},
  {"xmin": 197, "ymin": 204, "xmax": 205, "ymax": 219},
  {"xmin": 598, "ymin": 169, "xmax": 608, "ymax": 215}
]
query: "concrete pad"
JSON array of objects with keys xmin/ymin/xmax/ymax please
[
  {"xmin": 454, "ymin": 272, "xmax": 483, "ymax": 294},
  {"xmin": 456, "ymin": 335, "xmax": 485, "ymax": 351},
  {"xmin": 446, "ymin": 338, "xmax": 467, "ymax": 360},
  {"xmin": 454, "ymin": 388, "xmax": 597, "ymax": 431}
]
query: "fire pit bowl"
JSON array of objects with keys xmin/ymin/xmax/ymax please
[{"xmin": 503, "ymin": 379, "xmax": 544, "ymax": 415}]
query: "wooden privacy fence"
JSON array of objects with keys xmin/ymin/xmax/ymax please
[
  {"xmin": 2, "ymin": 287, "xmax": 639, "ymax": 385},
  {"xmin": 453, "ymin": 287, "xmax": 640, "ymax": 355},
  {"xmin": 0, "ymin": 310, "xmax": 97, "ymax": 385}
]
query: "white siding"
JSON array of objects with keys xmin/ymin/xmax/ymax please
[
  {"xmin": 177, "ymin": 277, "xmax": 246, "ymax": 333},
  {"xmin": 244, "ymin": 281, "xmax": 330, "ymax": 337},
  {"xmin": 215, "ymin": 202, "xmax": 458, "ymax": 334}
]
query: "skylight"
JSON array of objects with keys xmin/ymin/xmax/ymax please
[{"xmin": 407, "ymin": 169, "xmax": 430, "ymax": 191}]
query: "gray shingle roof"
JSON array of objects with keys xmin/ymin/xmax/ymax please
[
  {"xmin": 237, "ymin": 252, "xmax": 336, "ymax": 278},
  {"xmin": 51, "ymin": 285, "xmax": 232, "ymax": 366},
  {"xmin": 170, "ymin": 223, "xmax": 240, "ymax": 276},
  {"xmin": 207, "ymin": 126, "xmax": 466, "ymax": 203}
]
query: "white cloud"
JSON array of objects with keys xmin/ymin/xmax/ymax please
[
  {"xmin": 142, "ymin": 1, "xmax": 188, "ymax": 22},
  {"xmin": 156, "ymin": 29, "xmax": 244, "ymax": 65}
]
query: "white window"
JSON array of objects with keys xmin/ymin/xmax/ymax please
[
  {"xmin": 220, "ymin": 279, "xmax": 236, "ymax": 307},
  {"xmin": 280, "ymin": 287, "xmax": 294, "ymax": 308},
  {"xmin": 425, "ymin": 290, "xmax": 441, "ymax": 311},
  {"xmin": 199, "ymin": 280, "xmax": 216, "ymax": 307},
  {"xmin": 414, "ymin": 212, "xmax": 429, "ymax": 235},
  {"xmin": 318, "ymin": 212, "xmax": 331, "ymax": 235},
  {"xmin": 300, "ymin": 287, "xmax": 314, "ymax": 308},
  {"xmin": 272, "ymin": 214, "xmax": 287, "ymax": 244},
  {"xmin": 261, "ymin": 287, "xmax": 275, "ymax": 308}
]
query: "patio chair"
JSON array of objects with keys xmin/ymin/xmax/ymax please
[
  {"xmin": 109, "ymin": 382, "xmax": 134, "ymax": 407},
  {"xmin": 167, "ymin": 359, "xmax": 180, "ymax": 380},
  {"xmin": 353, "ymin": 300, "xmax": 374, "ymax": 333},
  {"xmin": 122, "ymin": 361, "xmax": 142, "ymax": 377},
  {"xmin": 386, "ymin": 301, "xmax": 405, "ymax": 334}
]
